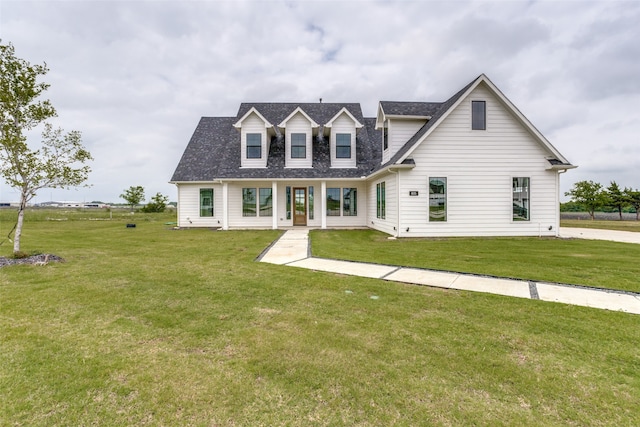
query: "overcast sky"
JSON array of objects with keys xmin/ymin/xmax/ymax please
[{"xmin": 1, "ymin": 0, "xmax": 638, "ymax": 204}]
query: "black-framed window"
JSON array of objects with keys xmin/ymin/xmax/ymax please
[
  {"xmin": 472, "ymin": 101, "xmax": 486, "ymax": 130},
  {"xmin": 259, "ymin": 188, "xmax": 273, "ymax": 217},
  {"xmin": 243, "ymin": 187, "xmax": 272, "ymax": 217},
  {"xmin": 291, "ymin": 133, "xmax": 306, "ymax": 158},
  {"xmin": 513, "ymin": 177, "xmax": 530, "ymax": 221},
  {"xmin": 343, "ymin": 188, "xmax": 357, "ymax": 216},
  {"xmin": 429, "ymin": 177, "xmax": 447, "ymax": 222},
  {"xmin": 308, "ymin": 186, "xmax": 314, "ymax": 220},
  {"xmin": 326, "ymin": 188, "xmax": 341, "ymax": 216},
  {"xmin": 376, "ymin": 182, "xmax": 385, "ymax": 219},
  {"xmin": 383, "ymin": 120, "xmax": 389, "ymax": 150},
  {"xmin": 246, "ymin": 133, "xmax": 262, "ymax": 158},
  {"xmin": 242, "ymin": 188, "xmax": 256, "ymax": 217},
  {"xmin": 199, "ymin": 188, "xmax": 214, "ymax": 217},
  {"xmin": 336, "ymin": 133, "xmax": 351, "ymax": 158}
]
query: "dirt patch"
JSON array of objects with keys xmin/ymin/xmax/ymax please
[{"xmin": 0, "ymin": 254, "xmax": 65, "ymax": 268}]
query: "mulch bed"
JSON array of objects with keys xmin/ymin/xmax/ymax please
[{"xmin": 0, "ymin": 254, "xmax": 65, "ymax": 268}]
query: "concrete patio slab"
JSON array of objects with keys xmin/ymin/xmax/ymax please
[{"xmin": 559, "ymin": 227, "xmax": 640, "ymax": 244}]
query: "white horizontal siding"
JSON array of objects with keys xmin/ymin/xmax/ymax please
[
  {"xmin": 367, "ymin": 174, "xmax": 397, "ymax": 236},
  {"xmin": 383, "ymin": 118, "xmax": 427, "ymax": 164},
  {"xmin": 176, "ymin": 184, "xmax": 223, "ymax": 227},
  {"xmin": 396, "ymin": 84, "xmax": 560, "ymax": 237},
  {"xmin": 227, "ymin": 182, "xmax": 274, "ymax": 228},
  {"xmin": 324, "ymin": 181, "xmax": 368, "ymax": 228}
]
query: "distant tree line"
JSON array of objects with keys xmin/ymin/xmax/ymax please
[
  {"xmin": 563, "ymin": 180, "xmax": 640, "ymax": 220},
  {"xmin": 120, "ymin": 186, "xmax": 169, "ymax": 213}
]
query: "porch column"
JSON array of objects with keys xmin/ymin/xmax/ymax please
[
  {"xmin": 321, "ymin": 180, "xmax": 327, "ymax": 229},
  {"xmin": 222, "ymin": 182, "xmax": 229, "ymax": 230},
  {"xmin": 272, "ymin": 182, "xmax": 278, "ymax": 230}
]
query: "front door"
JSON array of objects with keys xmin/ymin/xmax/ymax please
[{"xmin": 293, "ymin": 187, "xmax": 307, "ymax": 226}]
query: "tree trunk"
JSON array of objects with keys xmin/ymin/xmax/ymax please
[
  {"xmin": 13, "ymin": 206, "xmax": 25, "ymax": 254},
  {"xmin": 13, "ymin": 191, "xmax": 28, "ymax": 254}
]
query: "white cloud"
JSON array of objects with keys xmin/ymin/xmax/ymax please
[{"xmin": 1, "ymin": 0, "xmax": 639, "ymax": 204}]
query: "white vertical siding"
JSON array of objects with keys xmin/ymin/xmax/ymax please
[
  {"xmin": 285, "ymin": 113, "xmax": 313, "ymax": 168},
  {"xmin": 176, "ymin": 183, "xmax": 223, "ymax": 228},
  {"xmin": 396, "ymin": 84, "xmax": 560, "ymax": 237},
  {"xmin": 240, "ymin": 113, "xmax": 268, "ymax": 168},
  {"xmin": 330, "ymin": 114, "xmax": 357, "ymax": 168}
]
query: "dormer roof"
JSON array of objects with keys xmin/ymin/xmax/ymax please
[
  {"xmin": 278, "ymin": 106, "xmax": 319, "ymax": 129},
  {"xmin": 233, "ymin": 106, "xmax": 272, "ymax": 129},
  {"xmin": 325, "ymin": 107, "xmax": 364, "ymax": 129}
]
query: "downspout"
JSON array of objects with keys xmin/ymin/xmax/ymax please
[{"xmin": 388, "ymin": 168, "xmax": 400, "ymax": 238}]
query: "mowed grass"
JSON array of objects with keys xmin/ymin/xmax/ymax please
[
  {"xmin": 311, "ymin": 229, "xmax": 640, "ymax": 293},
  {"xmin": 1, "ymin": 210, "xmax": 639, "ymax": 425}
]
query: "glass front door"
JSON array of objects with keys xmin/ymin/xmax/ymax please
[{"xmin": 293, "ymin": 187, "xmax": 307, "ymax": 226}]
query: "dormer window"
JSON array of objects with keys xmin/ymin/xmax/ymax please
[
  {"xmin": 472, "ymin": 101, "xmax": 486, "ymax": 130},
  {"xmin": 246, "ymin": 133, "xmax": 262, "ymax": 158},
  {"xmin": 383, "ymin": 120, "xmax": 388, "ymax": 150},
  {"xmin": 336, "ymin": 133, "xmax": 351, "ymax": 158},
  {"xmin": 291, "ymin": 133, "xmax": 306, "ymax": 158}
]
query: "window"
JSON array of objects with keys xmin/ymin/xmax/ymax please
[
  {"xmin": 286, "ymin": 186, "xmax": 291, "ymax": 219},
  {"xmin": 383, "ymin": 120, "xmax": 389, "ymax": 150},
  {"xmin": 242, "ymin": 188, "xmax": 256, "ymax": 217},
  {"xmin": 243, "ymin": 187, "xmax": 272, "ymax": 217},
  {"xmin": 336, "ymin": 133, "xmax": 351, "ymax": 158},
  {"xmin": 326, "ymin": 188, "xmax": 341, "ymax": 216},
  {"xmin": 246, "ymin": 133, "xmax": 262, "ymax": 158},
  {"xmin": 327, "ymin": 187, "xmax": 358, "ymax": 217},
  {"xmin": 291, "ymin": 133, "xmax": 306, "ymax": 158},
  {"xmin": 259, "ymin": 188, "xmax": 273, "ymax": 217},
  {"xmin": 472, "ymin": 101, "xmax": 486, "ymax": 130},
  {"xmin": 376, "ymin": 182, "xmax": 386, "ymax": 219},
  {"xmin": 429, "ymin": 177, "xmax": 447, "ymax": 222},
  {"xmin": 513, "ymin": 177, "xmax": 530, "ymax": 221},
  {"xmin": 343, "ymin": 188, "xmax": 357, "ymax": 216},
  {"xmin": 199, "ymin": 188, "xmax": 214, "ymax": 217},
  {"xmin": 308, "ymin": 186, "xmax": 314, "ymax": 220}
]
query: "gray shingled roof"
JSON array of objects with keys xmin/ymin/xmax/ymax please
[
  {"xmin": 380, "ymin": 101, "xmax": 442, "ymax": 117},
  {"xmin": 372, "ymin": 77, "xmax": 479, "ymax": 174},
  {"xmin": 172, "ymin": 74, "xmax": 571, "ymax": 183},
  {"xmin": 236, "ymin": 102, "xmax": 364, "ymax": 127},
  {"xmin": 171, "ymin": 104, "xmax": 381, "ymax": 182}
]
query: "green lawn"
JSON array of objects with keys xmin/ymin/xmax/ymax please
[
  {"xmin": 310, "ymin": 229, "xmax": 640, "ymax": 293},
  {"xmin": 1, "ymin": 210, "xmax": 639, "ymax": 425}
]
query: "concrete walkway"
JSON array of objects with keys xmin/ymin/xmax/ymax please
[{"xmin": 258, "ymin": 228, "xmax": 640, "ymax": 315}]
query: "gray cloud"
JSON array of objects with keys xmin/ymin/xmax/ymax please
[{"xmin": 0, "ymin": 0, "xmax": 638, "ymax": 204}]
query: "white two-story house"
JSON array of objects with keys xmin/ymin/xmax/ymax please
[{"xmin": 170, "ymin": 74, "xmax": 575, "ymax": 237}]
